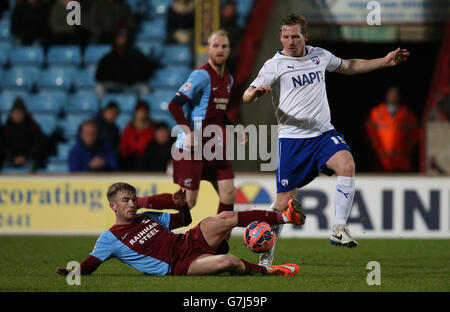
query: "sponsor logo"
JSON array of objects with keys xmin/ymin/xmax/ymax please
[
  {"xmin": 182, "ymin": 82, "xmax": 192, "ymax": 92},
  {"xmin": 287, "ymin": 65, "xmax": 294, "ymax": 69},
  {"xmin": 184, "ymin": 178, "xmax": 192, "ymax": 188},
  {"xmin": 281, "ymin": 179, "xmax": 289, "ymax": 187},
  {"xmin": 235, "ymin": 183, "xmax": 272, "ymax": 205},
  {"xmin": 311, "ymin": 56, "xmax": 320, "ymax": 65}
]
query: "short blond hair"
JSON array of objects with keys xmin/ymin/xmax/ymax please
[
  {"xmin": 207, "ymin": 29, "xmax": 229, "ymax": 46},
  {"xmin": 106, "ymin": 182, "xmax": 136, "ymax": 202}
]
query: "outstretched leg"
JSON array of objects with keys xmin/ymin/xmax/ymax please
[{"xmin": 187, "ymin": 254, "xmax": 299, "ymax": 276}]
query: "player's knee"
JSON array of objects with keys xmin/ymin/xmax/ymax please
[
  {"xmin": 340, "ymin": 159, "xmax": 355, "ymax": 176},
  {"xmin": 216, "ymin": 255, "xmax": 240, "ymax": 271}
]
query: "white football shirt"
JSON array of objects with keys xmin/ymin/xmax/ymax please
[{"xmin": 250, "ymin": 45, "xmax": 342, "ymax": 138}]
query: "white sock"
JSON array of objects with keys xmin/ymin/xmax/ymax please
[{"xmin": 334, "ymin": 176, "xmax": 355, "ymax": 228}]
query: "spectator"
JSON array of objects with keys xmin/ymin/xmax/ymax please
[
  {"xmin": 87, "ymin": 0, "xmax": 135, "ymax": 44},
  {"xmin": 365, "ymin": 86, "xmax": 419, "ymax": 172},
  {"xmin": 1, "ymin": 98, "xmax": 46, "ymax": 171},
  {"xmin": 220, "ymin": 0, "xmax": 241, "ymax": 75},
  {"xmin": 138, "ymin": 122, "xmax": 173, "ymax": 172},
  {"xmin": 49, "ymin": 0, "xmax": 90, "ymax": 46},
  {"xmin": 94, "ymin": 101, "xmax": 121, "ymax": 157},
  {"xmin": 68, "ymin": 119, "xmax": 119, "ymax": 172},
  {"xmin": 11, "ymin": 0, "xmax": 52, "ymax": 46},
  {"xmin": 95, "ymin": 27, "xmax": 159, "ymax": 98},
  {"xmin": 119, "ymin": 100, "xmax": 154, "ymax": 171},
  {"xmin": 166, "ymin": 0, "xmax": 194, "ymax": 44}
]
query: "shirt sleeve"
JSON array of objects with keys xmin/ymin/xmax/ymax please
[
  {"xmin": 178, "ymin": 69, "xmax": 210, "ymax": 100},
  {"xmin": 250, "ymin": 61, "xmax": 277, "ymax": 88},
  {"xmin": 323, "ymin": 48, "xmax": 342, "ymax": 72},
  {"xmin": 90, "ymin": 231, "xmax": 115, "ymax": 262},
  {"xmin": 139, "ymin": 211, "xmax": 171, "ymax": 229}
]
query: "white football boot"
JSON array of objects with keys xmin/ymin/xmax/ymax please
[{"xmin": 330, "ymin": 224, "xmax": 358, "ymax": 248}]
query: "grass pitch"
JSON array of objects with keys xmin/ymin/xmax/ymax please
[{"xmin": 0, "ymin": 236, "xmax": 448, "ymax": 292}]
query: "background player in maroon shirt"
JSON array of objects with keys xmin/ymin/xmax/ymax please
[
  {"xmin": 56, "ymin": 182, "xmax": 304, "ymax": 277},
  {"xmin": 169, "ymin": 30, "xmax": 241, "ymax": 220}
]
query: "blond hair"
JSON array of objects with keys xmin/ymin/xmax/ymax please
[{"xmin": 207, "ymin": 29, "xmax": 229, "ymax": 46}]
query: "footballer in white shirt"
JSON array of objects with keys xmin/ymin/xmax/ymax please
[{"xmin": 243, "ymin": 14, "xmax": 409, "ymax": 265}]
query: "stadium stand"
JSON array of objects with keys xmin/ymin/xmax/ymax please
[{"xmin": 0, "ymin": 0, "xmax": 255, "ymax": 172}]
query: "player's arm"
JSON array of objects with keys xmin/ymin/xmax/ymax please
[
  {"xmin": 136, "ymin": 189, "xmax": 185, "ymax": 210},
  {"xmin": 56, "ymin": 255, "xmax": 103, "ymax": 276},
  {"xmin": 242, "ymin": 85, "xmax": 272, "ymax": 103},
  {"xmin": 336, "ymin": 48, "xmax": 409, "ymax": 75}
]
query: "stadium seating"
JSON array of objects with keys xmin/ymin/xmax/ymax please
[
  {"xmin": 43, "ymin": 162, "xmax": 70, "ymax": 174},
  {"xmin": 0, "ymin": 19, "xmax": 11, "ymax": 42},
  {"xmin": 47, "ymin": 45, "xmax": 82, "ymax": 67},
  {"xmin": 137, "ymin": 20, "xmax": 166, "ymax": 41},
  {"xmin": 36, "ymin": 67, "xmax": 75, "ymax": 91},
  {"xmin": 84, "ymin": 44, "xmax": 111, "ymax": 66},
  {"xmin": 1, "ymin": 67, "xmax": 39, "ymax": 91},
  {"xmin": 32, "ymin": 114, "xmax": 57, "ymax": 136},
  {"xmin": 62, "ymin": 113, "xmax": 92, "ymax": 138},
  {"xmin": 0, "ymin": 90, "xmax": 29, "ymax": 114},
  {"xmin": 149, "ymin": 0, "xmax": 172, "ymax": 19},
  {"xmin": 150, "ymin": 110, "xmax": 176, "ymax": 128},
  {"xmin": 49, "ymin": 142, "xmax": 73, "ymax": 163},
  {"xmin": 161, "ymin": 44, "xmax": 192, "ymax": 66},
  {"xmin": 144, "ymin": 90, "xmax": 174, "ymax": 112},
  {"xmin": 115, "ymin": 114, "xmax": 132, "ymax": 131},
  {"xmin": 72, "ymin": 68, "xmax": 96, "ymax": 90},
  {"xmin": 66, "ymin": 91, "xmax": 98, "ymax": 114},
  {"xmin": 0, "ymin": 44, "xmax": 9, "ymax": 66},
  {"xmin": 150, "ymin": 66, "xmax": 191, "ymax": 89},
  {"xmin": 9, "ymin": 46, "xmax": 44, "ymax": 67},
  {"xmin": 101, "ymin": 93, "xmax": 138, "ymax": 113},
  {"xmin": 27, "ymin": 91, "xmax": 66, "ymax": 114},
  {"xmin": 135, "ymin": 40, "xmax": 163, "ymax": 59}
]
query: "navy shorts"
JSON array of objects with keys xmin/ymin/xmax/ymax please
[{"xmin": 276, "ymin": 129, "xmax": 351, "ymax": 193}]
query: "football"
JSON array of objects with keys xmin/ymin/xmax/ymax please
[{"xmin": 243, "ymin": 221, "xmax": 276, "ymax": 253}]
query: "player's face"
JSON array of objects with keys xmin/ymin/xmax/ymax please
[
  {"xmin": 280, "ymin": 24, "xmax": 308, "ymax": 57},
  {"xmin": 207, "ymin": 35, "xmax": 230, "ymax": 66},
  {"xmin": 112, "ymin": 190, "xmax": 137, "ymax": 222}
]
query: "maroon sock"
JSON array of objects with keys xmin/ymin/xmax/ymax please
[
  {"xmin": 237, "ymin": 210, "xmax": 284, "ymax": 227},
  {"xmin": 240, "ymin": 259, "xmax": 267, "ymax": 275},
  {"xmin": 217, "ymin": 202, "xmax": 234, "ymax": 214}
]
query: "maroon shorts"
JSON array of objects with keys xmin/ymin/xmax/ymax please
[
  {"xmin": 173, "ymin": 157, "xmax": 235, "ymax": 190},
  {"xmin": 170, "ymin": 223, "xmax": 217, "ymax": 275}
]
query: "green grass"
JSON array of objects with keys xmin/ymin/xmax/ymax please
[{"xmin": 0, "ymin": 236, "xmax": 448, "ymax": 292}]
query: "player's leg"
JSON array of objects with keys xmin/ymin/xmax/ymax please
[
  {"xmin": 216, "ymin": 178, "xmax": 236, "ymax": 213},
  {"xmin": 325, "ymin": 149, "xmax": 358, "ymax": 247},
  {"xmin": 199, "ymin": 208, "xmax": 303, "ymax": 251},
  {"xmin": 186, "ymin": 254, "xmax": 299, "ymax": 276},
  {"xmin": 172, "ymin": 157, "xmax": 203, "ymax": 209},
  {"xmin": 184, "ymin": 189, "xmax": 199, "ymax": 210},
  {"xmin": 259, "ymin": 189, "xmax": 298, "ymax": 265}
]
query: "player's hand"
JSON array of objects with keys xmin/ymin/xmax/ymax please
[
  {"xmin": 384, "ymin": 48, "xmax": 409, "ymax": 66},
  {"xmin": 172, "ymin": 188, "xmax": 187, "ymax": 208},
  {"xmin": 253, "ymin": 85, "xmax": 272, "ymax": 98},
  {"xmin": 56, "ymin": 267, "xmax": 72, "ymax": 276}
]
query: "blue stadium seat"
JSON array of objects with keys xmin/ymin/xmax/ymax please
[
  {"xmin": 32, "ymin": 114, "xmax": 57, "ymax": 136},
  {"xmin": 1, "ymin": 167, "xmax": 30, "ymax": 174},
  {"xmin": 144, "ymin": 90, "xmax": 175, "ymax": 112},
  {"xmin": 151, "ymin": 110, "xmax": 176, "ymax": 128},
  {"xmin": 237, "ymin": 0, "xmax": 254, "ymax": 28},
  {"xmin": 72, "ymin": 68, "xmax": 96, "ymax": 90},
  {"xmin": 63, "ymin": 113, "xmax": 92, "ymax": 138},
  {"xmin": 9, "ymin": 46, "xmax": 44, "ymax": 67},
  {"xmin": 115, "ymin": 114, "xmax": 132, "ymax": 131},
  {"xmin": 0, "ymin": 19, "xmax": 11, "ymax": 42},
  {"xmin": 150, "ymin": 66, "xmax": 191, "ymax": 89},
  {"xmin": 149, "ymin": 0, "xmax": 172, "ymax": 19},
  {"xmin": 28, "ymin": 91, "xmax": 65, "ymax": 114},
  {"xmin": 135, "ymin": 40, "xmax": 163, "ymax": 59},
  {"xmin": 47, "ymin": 45, "xmax": 82, "ymax": 67},
  {"xmin": 1, "ymin": 67, "xmax": 39, "ymax": 91},
  {"xmin": 84, "ymin": 45, "xmax": 111, "ymax": 66},
  {"xmin": 137, "ymin": 20, "xmax": 166, "ymax": 41},
  {"xmin": 66, "ymin": 91, "xmax": 98, "ymax": 114},
  {"xmin": 0, "ymin": 45, "xmax": 9, "ymax": 66},
  {"xmin": 37, "ymin": 67, "xmax": 74, "ymax": 91},
  {"xmin": 44, "ymin": 162, "xmax": 70, "ymax": 173},
  {"xmin": 161, "ymin": 44, "xmax": 192, "ymax": 65},
  {"xmin": 101, "ymin": 93, "xmax": 138, "ymax": 113},
  {"xmin": 49, "ymin": 142, "xmax": 73, "ymax": 162},
  {"xmin": 0, "ymin": 90, "xmax": 29, "ymax": 113}
]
